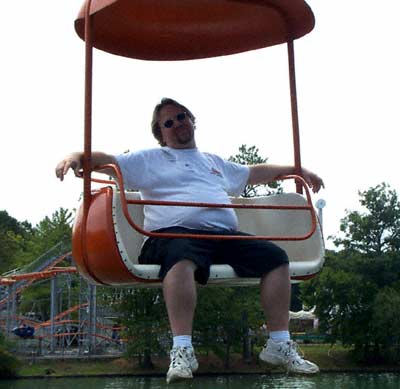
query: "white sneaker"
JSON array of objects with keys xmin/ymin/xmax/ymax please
[
  {"xmin": 166, "ymin": 346, "xmax": 199, "ymax": 384},
  {"xmin": 259, "ymin": 339, "xmax": 319, "ymax": 374}
]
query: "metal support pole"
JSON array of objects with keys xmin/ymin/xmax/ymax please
[
  {"xmin": 287, "ymin": 40, "xmax": 303, "ymax": 194},
  {"xmin": 6, "ymin": 284, "xmax": 14, "ymax": 336},
  {"xmin": 315, "ymin": 199, "xmax": 326, "ymax": 233},
  {"xmin": 10, "ymin": 284, "xmax": 17, "ymax": 334},
  {"xmin": 78, "ymin": 276, "xmax": 84, "ymax": 354},
  {"xmin": 318, "ymin": 208, "xmax": 323, "ymax": 230},
  {"xmin": 50, "ymin": 275, "xmax": 58, "ymax": 353},
  {"xmin": 88, "ymin": 284, "xmax": 97, "ymax": 355}
]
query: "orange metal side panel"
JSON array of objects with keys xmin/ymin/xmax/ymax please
[{"xmin": 72, "ymin": 187, "xmax": 140, "ymax": 285}]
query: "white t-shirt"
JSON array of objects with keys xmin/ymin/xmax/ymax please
[{"xmin": 116, "ymin": 147, "xmax": 250, "ymax": 232}]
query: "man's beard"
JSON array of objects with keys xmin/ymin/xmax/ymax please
[{"xmin": 176, "ymin": 128, "xmax": 193, "ymax": 144}]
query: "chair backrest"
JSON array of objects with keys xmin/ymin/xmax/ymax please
[
  {"xmin": 233, "ymin": 194, "xmax": 324, "ymax": 262},
  {"xmin": 112, "ymin": 190, "xmax": 324, "ymax": 267}
]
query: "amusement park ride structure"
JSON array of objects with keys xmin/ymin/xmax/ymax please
[
  {"xmin": 72, "ymin": 0, "xmax": 325, "ymax": 288},
  {"xmin": 0, "ymin": 243, "xmax": 125, "ymax": 356},
  {"xmin": 2, "ymin": 0, "xmax": 326, "ymax": 355}
]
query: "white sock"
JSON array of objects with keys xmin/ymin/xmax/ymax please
[
  {"xmin": 173, "ymin": 335, "xmax": 192, "ymax": 348},
  {"xmin": 269, "ymin": 330, "xmax": 290, "ymax": 343}
]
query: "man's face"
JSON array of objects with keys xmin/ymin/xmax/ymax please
[{"xmin": 158, "ymin": 104, "xmax": 196, "ymax": 149}]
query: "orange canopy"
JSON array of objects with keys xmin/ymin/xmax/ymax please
[{"xmin": 75, "ymin": 0, "xmax": 314, "ymax": 60}]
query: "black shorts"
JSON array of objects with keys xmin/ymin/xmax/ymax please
[{"xmin": 138, "ymin": 227, "xmax": 289, "ymax": 285}]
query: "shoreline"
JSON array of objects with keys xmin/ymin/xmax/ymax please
[
  {"xmin": 11, "ymin": 345, "xmax": 400, "ymax": 379},
  {"xmin": 11, "ymin": 368, "xmax": 400, "ymax": 380}
]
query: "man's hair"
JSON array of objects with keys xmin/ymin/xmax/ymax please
[{"xmin": 151, "ymin": 97, "xmax": 196, "ymax": 146}]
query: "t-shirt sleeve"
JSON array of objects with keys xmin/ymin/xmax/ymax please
[
  {"xmin": 211, "ymin": 155, "xmax": 250, "ymax": 196},
  {"xmin": 115, "ymin": 151, "xmax": 148, "ymax": 190}
]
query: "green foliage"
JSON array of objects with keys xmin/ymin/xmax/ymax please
[
  {"xmin": 229, "ymin": 144, "xmax": 282, "ymax": 197},
  {"xmin": 301, "ymin": 184, "xmax": 400, "ymax": 363},
  {"xmin": 116, "ymin": 286, "xmax": 265, "ymax": 368},
  {"xmin": 0, "ymin": 211, "xmax": 32, "ymax": 272},
  {"xmin": 0, "ymin": 211, "xmax": 32, "ymax": 236},
  {"xmin": 118, "ymin": 288, "xmax": 168, "ymax": 368},
  {"xmin": 27, "ymin": 208, "xmax": 73, "ymax": 261},
  {"xmin": 0, "ymin": 349, "xmax": 20, "ymax": 378},
  {"xmin": 301, "ymin": 255, "xmax": 376, "ymax": 346},
  {"xmin": 195, "ymin": 286, "xmax": 263, "ymax": 367},
  {"xmin": 333, "ymin": 183, "xmax": 400, "ymax": 255},
  {"xmin": 1, "ymin": 208, "xmax": 74, "ymax": 326},
  {"xmin": 301, "ymin": 250, "xmax": 400, "ymax": 363},
  {"xmin": 371, "ymin": 287, "xmax": 400, "ymax": 363},
  {"xmin": 0, "ymin": 331, "xmax": 20, "ymax": 378},
  {"xmin": 0, "ymin": 207, "xmax": 73, "ymax": 273}
]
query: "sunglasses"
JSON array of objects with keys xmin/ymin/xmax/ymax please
[{"xmin": 163, "ymin": 112, "xmax": 187, "ymax": 128}]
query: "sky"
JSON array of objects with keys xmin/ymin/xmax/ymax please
[{"xmin": 1, "ymin": 0, "xmax": 399, "ymax": 250}]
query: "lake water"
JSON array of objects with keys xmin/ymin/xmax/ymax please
[{"xmin": 1, "ymin": 373, "xmax": 400, "ymax": 389}]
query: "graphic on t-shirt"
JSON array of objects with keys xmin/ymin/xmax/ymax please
[{"xmin": 210, "ymin": 167, "xmax": 223, "ymax": 177}]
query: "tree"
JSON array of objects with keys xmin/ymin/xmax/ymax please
[
  {"xmin": 229, "ymin": 144, "xmax": 282, "ymax": 197},
  {"xmin": 301, "ymin": 184, "xmax": 400, "ymax": 362},
  {"xmin": 0, "ymin": 211, "xmax": 32, "ymax": 273},
  {"xmin": 0, "ymin": 331, "xmax": 20, "ymax": 378},
  {"xmin": 333, "ymin": 183, "xmax": 400, "ymax": 255},
  {"xmin": 118, "ymin": 288, "xmax": 168, "ymax": 368},
  {"xmin": 28, "ymin": 207, "xmax": 73, "ymax": 258},
  {"xmin": 194, "ymin": 286, "xmax": 262, "ymax": 368},
  {"xmin": 371, "ymin": 287, "xmax": 400, "ymax": 363},
  {"xmin": 300, "ymin": 252, "xmax": 379, "ymax": 357},
  {"xmin": 0, "ymin": 207, "xmax": 73, "ymax": 273},
  {"xmin": 0, "ymin": 208, "xmax": 74, "ymax": 323}
]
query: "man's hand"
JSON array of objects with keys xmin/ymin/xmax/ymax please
[
  {"xmin": 301, "ymin": 168, "xmax": 324, "ymax": 193},
  {"xmin": 55, "ymin": 153, "xmax": 83, "ymax": 181}
]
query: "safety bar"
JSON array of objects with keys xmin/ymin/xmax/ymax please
[{"xmin": 90, "ymin": 163, "xmax": 317, "ymax": 241}]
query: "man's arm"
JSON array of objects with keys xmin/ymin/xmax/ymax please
[
  {"xmin": 248, "ymin": 164, "xmax": 324, "ymax": 193},
  {"xmin": 55, "ymin": 151, "xmax": 117, "ymax": 181}
]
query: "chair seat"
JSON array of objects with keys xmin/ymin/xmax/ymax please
[
  {"xmin": 72, "ymin": 187, "xmax": 324, "ymax": 286},
  {"xmin": 112, "ymin": 190, "xmax": 325, "ymax": 286}
]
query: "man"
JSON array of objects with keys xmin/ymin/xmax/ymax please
[{"xmin": 56, "ymin": 98, "xmax": 324, "ymax": 383}]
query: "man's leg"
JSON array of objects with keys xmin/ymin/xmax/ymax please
[
  {"xmin": 259, "ymin": 263, "xmax": 319, "ymax": 374},
  {"xmin": 260, "ymin": 263, "xmax": 290, "ymax": 332},
  {"xmin": 163, "ymin": 259, "xmax": 197, "ymax": 336},
  {"xmin": 163, "ymin": 259, "xmax": 199, "ymax": 383}
]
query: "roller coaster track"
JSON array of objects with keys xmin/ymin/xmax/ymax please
[
  {"xmin": 0, "ymin": 251, "xmax": 74, "ymax": 307},
  {"xmin": 0, "ymin": 248, "xmax": 126, "ymax": 349},
  {"xmin": 34, "ymin": 303, "xmax": 88, "ymax": 329}
]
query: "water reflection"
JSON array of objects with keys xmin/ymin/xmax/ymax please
[{"xmin": 1, "ymin": 373, "xmax": 400, "ymax": 389}]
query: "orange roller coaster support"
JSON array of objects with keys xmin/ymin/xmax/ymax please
[{"xmin": 7, "ymin": 268, "xmax": 77, "ymax": 282}]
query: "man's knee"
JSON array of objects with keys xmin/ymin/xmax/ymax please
[
  {"xmin": 261, "ymin": 263, "xmax": 289, "ymax": 279},
  {"xmin": 165, "ymin": 259, "xmax": 198, "ymax": 280}
]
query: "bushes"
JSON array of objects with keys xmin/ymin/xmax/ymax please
[
  {"xmin": 0, "ymin": 331, "xmax": 20, "ymax": 378},
  {"xmin": 371, "ymin": 287, "xmax": 400, "ymax": 363},
  {"xmin": 0, "ymin": 348, "xmax": 20, "ymax": 378},
  {"xmin": 301, "ymin": 252, "xmax": 400, "ymax": 364}
]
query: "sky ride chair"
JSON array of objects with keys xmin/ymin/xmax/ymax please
[{"xmin": 72, "ymin": 0, "xmax": 325, "ymax": 287}]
